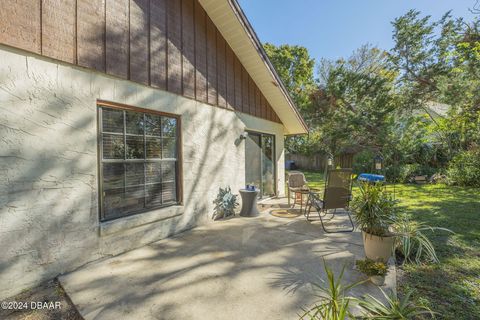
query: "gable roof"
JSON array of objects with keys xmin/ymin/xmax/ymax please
[{"xmin": 199, "ymin": 0, "xmax": 308, "ymax": 135}]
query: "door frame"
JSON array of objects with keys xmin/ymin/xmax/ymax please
[{"xmin": 245, "ymin": 130, "xmax": 277, "ymax": 198}]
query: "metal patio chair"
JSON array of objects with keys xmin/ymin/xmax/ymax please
[{"xmin": 305, "ymin": 168, "xmax": 354, "ymax": 233}]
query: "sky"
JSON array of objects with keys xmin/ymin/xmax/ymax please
[{"xmin": 238, "ymin": 0, "xmax": 478, "ymax": 63}]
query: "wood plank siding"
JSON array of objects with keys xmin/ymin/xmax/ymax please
[{"xmin": 0, "ymin": 0, "xmax": 281, "ymax": 123}]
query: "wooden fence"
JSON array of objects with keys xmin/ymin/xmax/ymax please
[
  {"xmin": 286, "ymin": 153, "xmax": 354, "ymax": 171},
  {"xmin": 286, "ymin": 154, "xmax": 325, "ymax": 171}
]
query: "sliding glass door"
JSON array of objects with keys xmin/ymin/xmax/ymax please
[{"xmin": 245, "ymin": 131, "xmax": 276, "ymax": 198}]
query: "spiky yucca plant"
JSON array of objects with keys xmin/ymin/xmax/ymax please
[
  {"xmin": 394, "ymin": 214, "xmax": 453, "ymax": 264},
  {"xmin": 358, "ymin": 289, "xmax": 436, "ymax": 319},
  {"xmin": 300, "ymin": 261, "xmax": 363, "ymax": 320},
  {"xmin": 352, "ymin": 182, "xmax": 397, "ymax": 237}
]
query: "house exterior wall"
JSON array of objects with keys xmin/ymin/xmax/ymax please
[
  {"xmin": 0, "ymin": 46, "xmax": 285, "ymax": 299},
  {"xmin": 0, "ymin": 0, "xmax": 282, "ymax": 124}
]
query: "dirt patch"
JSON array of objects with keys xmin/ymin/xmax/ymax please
[{"xmin": 0, "ymin": 279, "xmax": 83, "ymax": 320}]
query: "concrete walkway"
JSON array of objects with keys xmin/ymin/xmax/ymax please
[{"xmin": 60, "ymin": 209, "xmax": 395, "ymax": 320}]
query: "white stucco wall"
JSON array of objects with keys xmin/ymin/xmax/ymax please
[{"xmin": 0, "ymin": 45, "xmax": 285, "ymax": 299}]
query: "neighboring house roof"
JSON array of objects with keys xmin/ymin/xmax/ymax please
[
  {"xmin": 425, "ymin": 101, "xmax": 450, "ymax": 118},
  {"xmin": 199, "ymin": 0, "xmax": 308, "ymax": 135}
]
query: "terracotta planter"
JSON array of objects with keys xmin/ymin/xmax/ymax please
[
  {"xmin": 362, "ymin": 231, "xmax": 394, "ymax": 262},
  {"xmin": 370, "ymin": 275, "xmax": 385, "ymax": 286}
]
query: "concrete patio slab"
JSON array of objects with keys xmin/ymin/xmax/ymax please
[{"xmin": 59, "ymin": 208, "xmax": 395, "ymax": 320}]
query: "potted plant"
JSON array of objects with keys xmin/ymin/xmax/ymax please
[
  {"xmin": 355, "ymin": 258, "xmax": 389, "ymax": 286},
  {"xmin": 352, "ymin": 182, "xmax": 397, "ymax": 262},
  {"xmin": 212, "ymin": 186, "xmax": 239, "ymax": 220}
]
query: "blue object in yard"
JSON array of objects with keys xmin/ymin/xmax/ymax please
[
  {"xmin": 285, "ymin": 160, "xmax": 296, "ymax": 170},
  {"xmin": 358, "ymin": 173, "xmax": 385, "ymax": 182}
]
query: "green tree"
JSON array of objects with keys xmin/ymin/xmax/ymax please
[
  {"xmin": 263, "ymin": 43, "xmax": 316, "ymax": 113},
  {"xmin": 309, "ymin": 45, "xmax": 398, "ymax": 155},
  {"xmin": 390, "ymin": 10, "xmax": 480, "ymax": 153},
  {"xmin": 263, "ymin": 43, "xmax": 317, "ymax": 154}
]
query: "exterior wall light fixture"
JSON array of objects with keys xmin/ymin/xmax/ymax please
[{"xmin": 239, "ymin": 132, "xmax": 249, "ymax": 140}]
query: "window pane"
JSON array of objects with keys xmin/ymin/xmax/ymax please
[
  {"xmin": 99, "ymin": 106, "xmax": 179, "ymax": 221},
  {"xmin": 262, "ymin": 135, "xmax": 275, "ymax": 197},
  {"xmin": 103, "ymin": 163, "xmax": 124, "ymax": 189},
  {"xmin": 146, "ymin": 183, "xmax": 162, "ymax": 207},
  {"xmin": 126, "ymin": 135, "xmax": 145, "ymax": 159},
  {"xmin": 162, "ymin": 181, "xmax": 176, "ymax": 203},
  {"xmin": 162, "ymin": 117, "xmax": 177, "ymax": 137},
  {"xmin": 146, "ymin": 137, "xmax": 162, "ymax": 159},
  {"xmin": 103, "ymin": 134, "xmax": 125, "ymax": 159},
  {"xmin": 245, "ymin": 133, "xmax": 262, "ymax": 192},
  {"xmin": 146, "ymin": 162, "xmax": 162, "ymax": 184},
  {"xmin": 162, "ymin": 138, "xmax": 176, "ymax": 159},
  {"xmin": 103, "ymin": 188, "xmax": 125, "ymax": 219},
  {"xmin": 126, "ymin": 163, "xmax": 145, "ymax": 186},
  {"xmin": 126, "ymin": 111, "xmax": 144, "ymax": 135},
  {"xmin": 162, "ymin": 161, "xmax": 176, "ymax": 182},
  {"xmin": 145, "ymin": 114, "xmax": 162, "ymax": 136},
  {"xmin": 102, "ymin": 108, "xmax": 124, "ymax": 133},
  {"xmin": 123, "ymin": 186, "xmax": 145, "ymax": 213}
]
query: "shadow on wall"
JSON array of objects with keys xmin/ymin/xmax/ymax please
[
  {"xmin": 0, "ymin": 56, "xmax": 100, "ymax": 298},
  {"xmin": 0, "ymin": 0, "xmax": 244, "ymax": 298}
]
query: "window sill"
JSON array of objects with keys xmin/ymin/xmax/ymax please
[{"xmin": 99, "ymin": 205, "xmax": 184, "ymax": 236}]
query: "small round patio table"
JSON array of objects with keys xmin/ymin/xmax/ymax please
[
  {"xmin": 239, "ymin": 189, "xmax": 260, "ymax": 217},
  {"xmin": 294, "ymin": 187, "xmax": 321, "ymax": 215}
]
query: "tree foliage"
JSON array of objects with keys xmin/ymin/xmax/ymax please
[
  {"xmin": 263, "ymin": 43, "xmax": 316, "ymax": 113},
  {"xmin": 264, "ymin": 11, "xmax": 479, "ymax": 185},
  {"xmin": 263, "ymin": 43, "xmax": 317, "ymax": 155},
  {"xmin": 309, "ymin": 45, "xmax": 397, "ymax": 155},
  {"xmin": 265, "ymin": 44, "xmax": 399, "ymax": 156},
  {"xmin": 391, "ymin": 10, "xmax": 480, "ymax": 153}
]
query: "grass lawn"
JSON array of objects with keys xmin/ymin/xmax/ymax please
[{"xmin": 300, "ymin": 170, "xmax": 480, "ymax": 319}]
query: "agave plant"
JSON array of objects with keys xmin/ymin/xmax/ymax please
[
  {"xmin": 300, "ymin": 261, "xmax": 363, "ymax": 320},
  {"xmin": 393, "ymin": 214, "xmax": 453, "ymax": 264},
  {"xmin": 358, "ymin": 289, "xmax": 436, "ymax": 319},
  {"xmin": 212, "ymin": 186, "xmax": 239, "ymax": 220}
]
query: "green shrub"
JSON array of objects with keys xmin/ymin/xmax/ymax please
[
  {"xmin": 394, "ymin": 164, "xmax": 437, "ymax": 183},
  {"xmin": 396, "ymin": 164, "xmax": 418, "ymax": 183},
  {"xmin": 352, "ymin": 150, "xmax": 375, "ymax": 174},
  {"xmin": 447, "ymin": 149, "xmax": 480, "ymax": 187}
]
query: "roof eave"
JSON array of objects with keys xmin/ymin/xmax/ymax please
[
  {"xmin": 228, "ymin": 0, "xmax": 308, "ymax": 134},
  {"xmin": 199, "ymin": 0, "xmax": 308, "ymax": 135}
]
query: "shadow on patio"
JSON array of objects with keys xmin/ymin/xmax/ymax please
[{"xmin": 60, "ymin": 203, "xmax": 395, "ymax": 320}]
